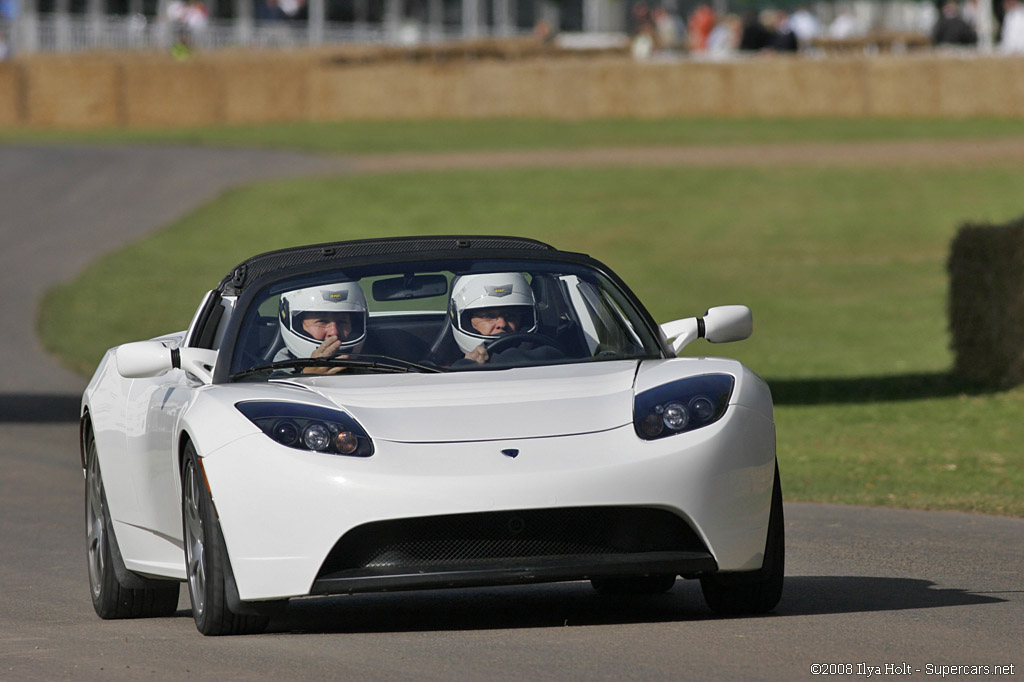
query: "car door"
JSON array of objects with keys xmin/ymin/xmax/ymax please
[{"xmin": 120, "ymin": 292, "xmax": 226, "ymax": 553}]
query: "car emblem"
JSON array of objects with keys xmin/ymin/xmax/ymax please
[
  {"xmin": 321, "ymin": 289, "xmax": 350, "ymax": 302},
  {"xmin": 485, "ymin": 284, "xmax": 513, "ymax": 297},
  {"xmin": 501, "ymin": 448, "xmax": 519, "ymax": 459}
]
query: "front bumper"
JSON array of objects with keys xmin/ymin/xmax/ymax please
[
  {"xmin": 201, "ymin": 405, "xmax": 775, "ymax": 602},
  {"xmin": 310, "ymin": 505, "xmax": 717, "ymax": 595},
  {"xmin": 312, "ymin": 552, "xmax": 717, "ymax": 595}
]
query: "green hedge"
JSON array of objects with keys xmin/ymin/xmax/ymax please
[{"xmin": 948, "ymin": 216, "xmax": 1024, "ymax": 388}]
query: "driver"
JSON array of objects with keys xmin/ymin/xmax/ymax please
[
  {"xmin": 450, "ymin": 273, "xmax": 538, "ymax": 365},
  {"xmin": 277, "ymin": 283, "xmax": 368, "ymax": 375}
]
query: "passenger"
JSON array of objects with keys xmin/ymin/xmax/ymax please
[
  {"xmin": 277, "ymin": 283, "xmax": 368, "ymax": 374},
  {"xmin": 449, "ymin": 273, "xmax": 539, "ymax": 365}
]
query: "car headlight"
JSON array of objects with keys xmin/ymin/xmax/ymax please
[
  {"xmin": 634, "ymin": 374, "xmax": 734, "ymax": 440},
  {"xmin": 236, "ymin": 401, "xmax": 374, "ymax": 457}
]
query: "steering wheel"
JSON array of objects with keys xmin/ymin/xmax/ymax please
[{"xmin": 483, "ymin": 331, "xmax": 566, "ymax": 356}]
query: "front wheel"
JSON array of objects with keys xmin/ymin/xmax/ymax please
[
  {"xmin": 182, "ymin": 442, "xmax": 268, "ymax": 635},
  {"xmin": 85, "ymin": 430, "xmax": 179, "ymax": 619},
  {"xmin": 700, "ymin": 463, "xmax": 785, "ymax": 615}
]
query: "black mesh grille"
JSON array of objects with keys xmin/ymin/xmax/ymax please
[{"xmin": 317, "ymin": 507, "xmax": 706, "ymax": 578}]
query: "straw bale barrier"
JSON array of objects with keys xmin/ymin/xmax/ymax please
[
  {"xmin": 948, "ymin": 217, "xmax": 1024, "ymax": 388},
  {"xmin": 2, "ymin": 45, "xmax": 1023, "ymax": 129},
  {"xmin": 0, "ymin": 61, "xmax": 23, "ymax": 126}
]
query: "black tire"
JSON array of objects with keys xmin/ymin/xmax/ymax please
[
  {"xmin": 591, "ymin": 574, "xmax": 677, "ymax": 595},
  {"xmin": 182, "ymin": 442, "xmax": 268, "ymax": 636},
  {"xmin": 85, "ymin": 430, "xmax": 180, "ymax": 619},
  {"xmin": 700, "ymin": 463, "xmax": 785, "ymax": 615}
]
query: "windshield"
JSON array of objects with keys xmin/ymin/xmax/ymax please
[{"xmin": 228, "ymin": 258, "xmax": 663, "ymax": 380}]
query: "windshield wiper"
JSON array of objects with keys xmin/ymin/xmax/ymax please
[{"xmin": 231, "ymin": 354, "xmax": 444, "ymax": 380}]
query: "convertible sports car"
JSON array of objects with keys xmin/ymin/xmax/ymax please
[{"xmin": 81, "ymin": 235, "xmax": 782, "ymax": 635}]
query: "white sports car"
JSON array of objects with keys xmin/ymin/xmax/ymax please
[{"xmin": 81, "ymin": 235, "xmax": 782, "ymax": 635}]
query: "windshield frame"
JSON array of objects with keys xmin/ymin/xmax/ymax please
[{"xmin": 215, "ymin": 253, "xmax": 669, "ymax": 384}]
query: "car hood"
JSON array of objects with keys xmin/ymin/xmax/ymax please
[{"xmin": 287, "ymin": 361, "xmax": 640, "ymax": 443}]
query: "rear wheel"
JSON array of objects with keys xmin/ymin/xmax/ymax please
[
  {"xmin": 85, "ymin": 430, "xmax": 179, "ymax": 619},
  {"xmin": 591, "ymin": 575, "xmax": 677, "ymax": 595},
  {"xmin": 182, "ymin": 442, "xmax": 268, "ymax": 635},
  {"xmin": 700, "ymin": 463, "xmax": 785, "ymax": 615}
]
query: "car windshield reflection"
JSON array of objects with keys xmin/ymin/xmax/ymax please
[{"xmin": 229, "ymin": 259, "xmax": 662, "ymax": 379}]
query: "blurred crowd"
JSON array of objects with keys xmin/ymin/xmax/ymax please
[
  {"xmin": 0, "ymin": 0, "xmax": 14, "ymax": 60},
  {"xmin": 1, "ymin": 0, "xmax": 1024, "ymax": 60},
  {"xmin": 930, "ymin": 0, "xmax": 1024, "ymax": 48},
  {"xmin": 628, "ymin": 0, "xmax": 1024, "ymax": 59}
]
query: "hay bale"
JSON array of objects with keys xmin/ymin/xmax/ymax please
[
  {"xmin": 0, "ymin": 61, "xmax": 23, "ymax": 126},
  {"xmin": 864, "ymin": 57, "xmax": 939, "ymax": 117},
  {"xmin": 19, "ymin": 54, "xmax": 121, "ymax": 128},
  {"xmin": 947, "ymin": 217, "xmax": 1024, "ymax": 387},
  {"xmin": 120, "ymin": 57, "xmax": 223, "ymax": 127},
  {"xmin": 934, "ymin": 56, "xmax": 1024, "ymax": 117},
  {"xmin": 218, "ymin": 57, "xmax": 311, "ymax": 124}
]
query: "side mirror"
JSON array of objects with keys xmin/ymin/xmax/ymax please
[
  {"xmin": 660, "ymin": 305, "xmax": 753, "ymax": 354},
  {"xmin": 116, "ymin": 341, "xmax": 217, "ymax": 384},
  {"xmin": 703, "ymin": 305, "xmax": 753, "ymax": 343}
]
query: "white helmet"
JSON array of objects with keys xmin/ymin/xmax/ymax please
[
  {"xmin": 449, "ymin": 273, "xmax": 537, "ymax": 354},
  {"xmin": 279, "ymin": 283, "xmax": 368, "ymax": 358}
]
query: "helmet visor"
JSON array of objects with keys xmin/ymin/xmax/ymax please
[
  {"xmin": 458, "ymin": 305, "xmax": 537, "ymax": 337},
  {"xmin": 288, "ymin": 310, "xmax": 366, "ymax": 347}
]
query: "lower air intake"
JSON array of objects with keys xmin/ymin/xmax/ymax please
[{"xmin": 317, "ymin": 506, "xmax": 707, "ymax": 576}]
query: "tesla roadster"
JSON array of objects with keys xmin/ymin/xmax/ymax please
[{"xmin": 81, "ymin": 235, "xmax": 782, "ymax": 635}]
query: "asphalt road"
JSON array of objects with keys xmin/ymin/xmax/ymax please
[{"xmin": 1, "ymin": 144, "xmax": 1022, "ymax": 681}]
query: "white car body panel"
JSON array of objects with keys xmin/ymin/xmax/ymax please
[
  {"xmin": 86, "ymin": 351, "xmax": 774, "ymax": 600},
  {"xmin": 203, "ymin": 399, "xmax": 774, "ymax": 600},
  {"xmin": 290, "ymin": 361, "xmax": 637, "ymax": 442},
  {"xmin": 80, "ymin": 237, "xmax": 780, "ymax": 620}
]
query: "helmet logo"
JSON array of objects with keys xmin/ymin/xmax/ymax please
[
  {"xmin": 485, "ymin": 284, "xmax": 513, "ymax": 297},
  {"xmin": 321, "ymin": 290, "xmax": 350, "ymax": 302}
]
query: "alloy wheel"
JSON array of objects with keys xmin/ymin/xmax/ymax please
[
  {"xmin": 85, "ymin": 446, "xmax": 106, "ymax": 600},
  {"xmin": 183, "ymin": 460, "xmax": 207, "ymax": 619}
]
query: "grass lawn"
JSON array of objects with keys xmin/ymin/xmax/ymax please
[
  {"xmin": 5, "ymin": 117, "xmax": 1024, "ymax": 153},
  {"xmin": 31, "ymin": 120, "xmax": 1024, "ymax": 516}
]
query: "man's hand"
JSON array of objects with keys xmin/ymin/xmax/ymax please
[
  {"xmin": 464, "ymin": 344, "xmax": 489, "ymax": 365},
  {"xmin": 302, "ymin": 335, "xmax": 347, "ymax": 375}
]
